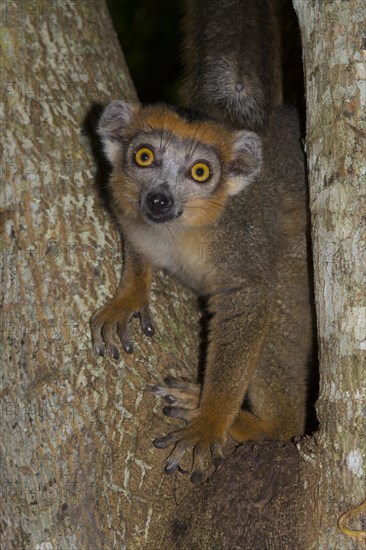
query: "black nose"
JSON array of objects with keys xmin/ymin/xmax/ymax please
[{"xmin": 146, "ymin": 192, "xmax": 173, "ymax": 215}]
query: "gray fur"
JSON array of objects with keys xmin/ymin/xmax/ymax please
[
  {"xmin": 98, "ymin": 100, "xmax": 138, "ymax": 163},
  {"xmin": 180, "ymin": 0, "xmax": 281, "ymax": 132}
]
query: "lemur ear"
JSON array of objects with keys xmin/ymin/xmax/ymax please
[
  {"xmin": 227, "ymin": 131, "xmax": 262, "ymax": 195},
  {"xmin": 98, "ymin": 100, "xmax": 139, "ymax": 164}
]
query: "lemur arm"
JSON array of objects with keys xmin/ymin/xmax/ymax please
[{"xmin": 91, "ymin": 241, "xmax": 154, "ymax": 358}]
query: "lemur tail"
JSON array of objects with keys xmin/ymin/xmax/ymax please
[{"xmin": 180, "ymin": 0, "xmax": 282, "ymax": 133}]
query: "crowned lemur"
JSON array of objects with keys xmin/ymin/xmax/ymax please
[{"xmin": 91, "ymin": 0, "xmax": 313, "ymax": 484}]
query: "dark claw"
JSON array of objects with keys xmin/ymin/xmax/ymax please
[
  {"xmin": 149, "ymin": 385, "xmax": 169, "ymax": 397},
  {"xmin": 190, "ymin": 470, "xmax": 203, "ymax": 484},
  {"xmin": 153, "ymin": 432, "xmax": 180, "ymax": 448},
  {"xmin": 164, "ymin": 395, "xmax": 176, "ymax": 405},
  {"xmin": 163, "ymin": 406, "xmax": 174, "ymax": 417},
  {"xmin": 211, "ymin": 443, "xmax": 225, "ymax": 466},
  {"xmin": 142, "ymin": 321, "xmax": 155, "ymax": 337},
  {"xmin": 164, "ymin": 457, "xmax": 179, "ymax": 475},
  {"xmin": 123, "ymin": 342, "xmax": 134, "ymax": 354},
  {"xmin": 133, "ymin": 311, "xmax": 155, "ymax": 337},
  {"xmin": 213, "ymin": 455, "xmax": 225, "ymax": 467},
  {"xmin": 110, "ymin": 345, "xmax": 120, "ymax": 360},
  {"xmin": 162, "ymin": 406, "xmax": 186, "ymax": 418},
  {"xmin": 95, "ymin": 344, "xmax": 105, "ymax": 357},
  {"xmin": 153, "ymin": 437, "xmax": 170, "ymax": 449},
  {"xmin": 164, "ymin": 376, "xmax": 186, "ymax": 388}
]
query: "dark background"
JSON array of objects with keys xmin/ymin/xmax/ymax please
[{"xmin": 106, "ymin": 0, "xmax": 304, "ymax": 112}]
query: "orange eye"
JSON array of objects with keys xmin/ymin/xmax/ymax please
[
  {"xmin": 190, "ymin": 162, "xmax": 211, "ymax": 183},
  {"xmin": 134, "ymin": 146, "xmax": 155, "ymax": 167}
]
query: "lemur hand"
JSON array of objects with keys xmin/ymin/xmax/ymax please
[{"xmin": 91, "ymin": 295, "xmax": 154, "ymax": 359}]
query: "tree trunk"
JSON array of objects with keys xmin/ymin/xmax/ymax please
[
  {"xmin": 294, "ymin": 0, "xmax": 366, "ymax": 547},
  {"xmin": 1, "ymin": 1, "xmax": 200, "ymax": 548}
]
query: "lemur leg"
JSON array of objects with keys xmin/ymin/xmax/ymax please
[
  {"xmin": 228, "ymin": 410, "xmax": 280, "ymax": 442},
  {"xmin": 152, "ymin": 286, "xmax": 269, "ymax": 484},
  {"xmin": 91, "ymin": 242, "xmax": 154, "ymax": 358}
]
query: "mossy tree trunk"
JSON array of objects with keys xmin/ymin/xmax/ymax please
[{"xmin": 294, "ymin": 0, "xmax": 366, "ymax": 547}]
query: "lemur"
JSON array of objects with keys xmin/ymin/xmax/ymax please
[{"xmin": 91, "ymin": 0, "xmax": 313, "ymax": 484}]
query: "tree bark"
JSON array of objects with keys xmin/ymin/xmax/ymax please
[
  {"xmin": 1, "ymin": 1, "xmax": 200, "ymax": 548},
  {"xmin": 294, "ymin": 0, "xmax": 366, "ymax": 547}
]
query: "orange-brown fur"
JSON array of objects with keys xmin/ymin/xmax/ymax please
[
  {"xmin": 129, "ymin": 106, "xmax": 237, "ymax": 160},
  {"xmin": 91, "ymin": 245, "xmax": 152, "ymax": 358}
]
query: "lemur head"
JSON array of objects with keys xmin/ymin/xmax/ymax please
[{"xmin": 98, "ymin": 101, "xmax": 262, "ymax": 227}]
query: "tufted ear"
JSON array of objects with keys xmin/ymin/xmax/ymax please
[
  {"xmin": 97, "ymin": 100, "xmax": 139, "ymax": 164},
  {"xmin": 227, "ymin": 131, "xmax": 262, "ymax": 195}
]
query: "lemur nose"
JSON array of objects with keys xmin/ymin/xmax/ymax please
[{"xmin": 146, "ymin": 192, "xmax": 173, "ymax": 215}]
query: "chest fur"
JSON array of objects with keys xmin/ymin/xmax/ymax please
[{"xmin": 124, "ymin": 221, "xmax": 216, "ymax": 292}]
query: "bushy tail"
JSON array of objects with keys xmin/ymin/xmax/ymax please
[{"xmin": 180, "ymin": 0, "xmax": 282, "ymax": 133}]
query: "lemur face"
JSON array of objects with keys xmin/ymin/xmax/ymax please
[
  {"xmin": 123, "ymin": 128, "xmax": 225, "ymax": 224},
  {"xmin": 98, "ymin": 101, "xmax": 262, "ymax": 227}
]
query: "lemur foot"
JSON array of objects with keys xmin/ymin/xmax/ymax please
[
  {"xmin": 151, "ymin": 376, "xmax": 200, "ymax": 409},
  {"xmin": 151, "ymin": 376, "xmax": 227, "ymax": 483}
]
